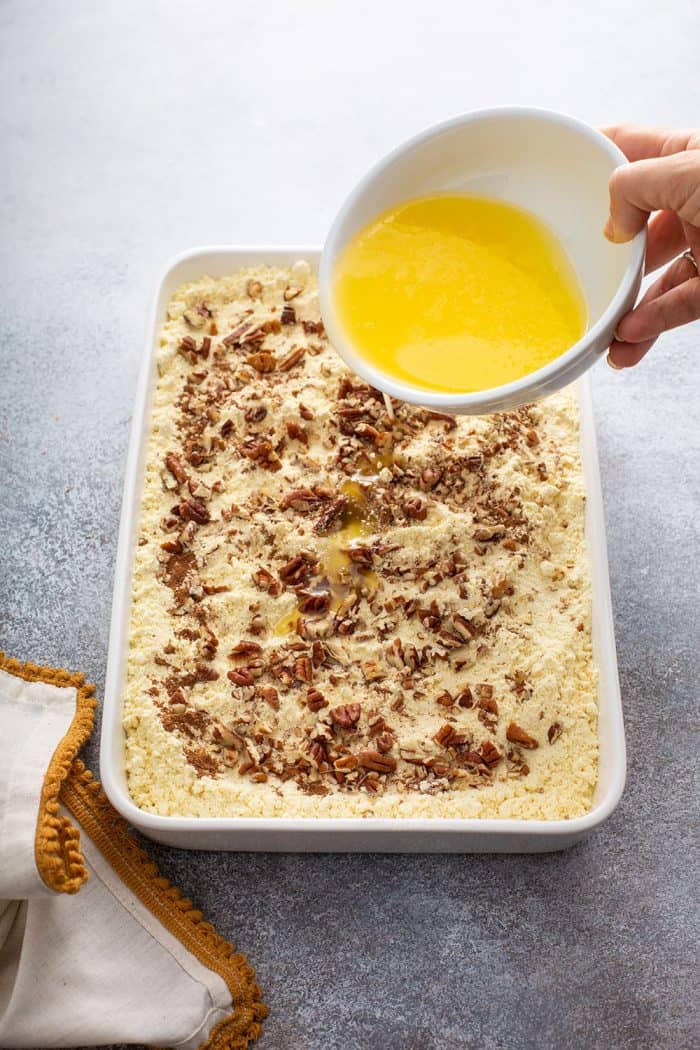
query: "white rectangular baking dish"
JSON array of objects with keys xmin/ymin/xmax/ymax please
[{"xmin": 101, "ymin": 246, "xmax": 626, "ymax": 852}]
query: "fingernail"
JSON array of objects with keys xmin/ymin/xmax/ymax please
[
  {"xmin": 607, "ymin": 354, "xmax": 623, "ymax": 370},
  {"xmin": 604, "ymin": 218, "xmax": 616, "ymax": 242}
]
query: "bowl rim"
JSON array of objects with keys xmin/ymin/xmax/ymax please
[{"xmin": 319, "ymin": 105, "xmax": 647, "ymax": 410}]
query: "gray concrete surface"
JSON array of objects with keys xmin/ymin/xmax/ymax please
[{"xmin": 1, "ymin": 2, "xmax": 699, "ymax": 1048}]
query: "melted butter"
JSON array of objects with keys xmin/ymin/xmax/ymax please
[
  {"xmin": 333, "ymin": 193, "xmax": 587, "ymax": 394},
  {"xmin": 273, "ymin": 481, "xmax": 378, "ymax": 635}
]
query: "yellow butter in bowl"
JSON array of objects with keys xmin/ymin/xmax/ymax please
[{"xmin": 333, "ymin": 194, "xmax": 587, "ymax": 395}]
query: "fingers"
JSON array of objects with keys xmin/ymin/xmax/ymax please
[
  {"xmin": 604, "ymin": 151, "xmax": 700, "ymax": 243},
  {"xmin": 645, "ymin": 210, "xmax": 686, "ymax": 273},
  {"xmin": 601, "ymin": 125, "xmax": 699, "ymax": 162},
  {"xmin": 607, "ymin": 337, "xmax": 657, "ymax": 368},
  {"xmin": 621, "ymin": 275, "xmax": 700, "ymax": 342},
  {"xmin": 608, "ymin": 255, "xmax": 700, "ymax": 368}
]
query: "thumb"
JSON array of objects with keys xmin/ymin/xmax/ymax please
[{"xmin": 604, "ymin": 151, "xmax": 700, "ymax": 243}]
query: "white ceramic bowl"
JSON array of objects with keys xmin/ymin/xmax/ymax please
[{"xmin": 319, "ymin": 107, "xmax": 646, "ymax": 414}]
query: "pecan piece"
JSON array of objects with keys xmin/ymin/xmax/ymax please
[
  {"xmin": 506, "ymin": 722, "xmax": 539, "ymax": 749},
  {"xmin": 420, "ymin": 467, "xmax": 442, "ymax": 490},
  {"xmin": 298, "ymin": 592, "xmax": 331, "ymax": 615},
  {"xmin": 238, "ymin": 438, "xmax": 281, "ymax": 471},
  {"xmin": 246, "ymin": 278, "xmax": 263, "ymax": 299},
  {"xmin": 244, "ymin": 404, "xmax": 267, "ymax": 424},
  {"xmin": 279, "ymin": 553, "xmax": 317, "ymax": 585},
  {"xmin": 306, "ymin": 688, "xmax": 328, "ymax": 712},
  {"xmin": 165, "ymin": 453, "xmax": 188, "ymax": 485},
  {"xmin": 252, "ymin": 566, "xmax": 282, "ymax": 596},
  {"xmin": 358, "ymin": 750, "xmax": 396, "ymax": 773},
  {"xmin": 456, "ymin": 687, "xmax": 474, "ymax": 708},
  {"xmin": 473, "ymin": 525, "xmax": 506, "ymax": 542},
  {"xmin": 479, "ymin": 740, "xmax": 502, "ymax": 767},
  {"xmin": 179, "ymin": 499, "xmax": 210, "ymax": 524},
  {"xmin": 334, "ymin": 754, "xmax": 358, "ymax": 772},
  {"xmin": 280, "ymin": 304, "xmax": 296, "ymax": 325},
  {"xmin": 361, "ymin": 660, "xmax": 385, "ymax": 682},
  {"xmin": 294, "ymin": 656, "xmax": 313, "ymax": 684},
  {"xmin": 227, "ymin": 668, "xmax": 255, "ymax": 687},
  {"xmin": 247, "ymin": 351, "xmax": 277, "ymax": 373},
  {"xmin": 403, "ymin": 497, "xmax": 427, "ymax": 521},
  {"xmin": 286, "ymin": 420, "xmax": 308, "ymax": 445},
  {"xmin": 278, "ymin": 346, "xmax": 306, "ymax": 371},
  {"xmin": 258, "ymin": 684, "xmax": 280, "ymax": 711},
  {"xmin": 229, "ymin": 641, "xmax": 263, "ymax": 659},
  {"xmin": 375, "ymin": 731, "xmax": 394, "ymax": 754},
  {"xmin": 314, "ymin": 496, "xmax": 348, "ymax": 535},
  {"xmin": 434, "ymin": 724, "xmax": 456, "ymax": 747},
  {"xmin": 280, "ymin": 487, "xmax": 321, "ymax": 512},
  {"xmin": 330, "ymin": 703, "xmax": 361, "ymax": 729},
  {"xmin": 436, "ymin": 690, "xmax": 454, "ymax": 708},
  {"xmin": 547, "ymin": 722, "xmax": 563, "ymax": 744},
  {"xmin": 425, "ymin": 410, "xmax": 458, "ymax": 430}
]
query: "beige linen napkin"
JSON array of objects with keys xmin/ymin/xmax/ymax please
[{"xmin": 0, "ymin": 653, "xmax": 266, "ymax": 1049}]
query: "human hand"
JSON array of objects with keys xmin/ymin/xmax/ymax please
[{"xmin": 602, "ymin": 125, "xmax": 700, "ymax": 368}]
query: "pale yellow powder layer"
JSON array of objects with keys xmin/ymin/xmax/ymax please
[{"xmin": 124, "ymin": 262, "xmax": 598, "ymax": 820}]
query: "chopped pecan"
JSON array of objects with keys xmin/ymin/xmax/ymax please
[
  {"xmin": 252, "ymin": 566, "xmax": 282, "ymax": 596},
  {"xmin": 420, "ymin": 467, "xmax": 442, "ymax": 490},
  {"xmin": 299, "ymin": 402, "xmax": 314, "ymax": 420},
  {"xmin": 479, "ymin": 740, "xmax": 502, "ymax": 767},
  {"xmin": 280, "ymin": 304, "xmax": 296, "ymax": 325},
  {"xmin": 314, "ymin": 497, "xmax": 348, "ymax": 535},
  {"xmin": 525, "ymin": 428, "xmax": 539, "ymax": 447},
  {"xmin": 229, "ymin": 641, "xmax": 263, "ymax": 659},
  {"xmin": 286, "ymin": 420, "xmax": 308, "ymax": 445},
  {"xmin": 246, "ymin": 278, "xmax": 263, "ymax": 299},
  {"xmin": 279, "ymin": 553, "xmax": 317, "ymax": 585},
  {"xmin": 333, "ymin": 754, "xmax": 358, "ymax": 771},
  {"xmin": 376, "ymin": 731, "xmax": 394, "ymax": 753},
  {"xmin": 346, "ymin": 546, "xmax": 374, "ymax": 569},
  {"xmin": 426, "ymin": 410, "xmax": 458, "ymax": 430},
  {"xmin": 258, "ymin": 684, "xmax": 280, "ymax": 710},
  {"xmin": 329, "ymin": 703, "xmax": 361, "ymax": 729},
  {"xmin": 302, "ymin": 319, "xmax": 324, "ymax": 336},
  {"xmin": 306, "ymin": 688, "xmax": 328, "ymax": 712},
  {"xmin": 294, "ymin": 656, "xmax": 313, "ymax": 684},
  {"xmin": 280, "ymin": 487, "xmax": 322, "ymax": 512},
  {"xmin": 247, "ymin": 351, "xmax": 277, "ymax": 373},
  {"xmin": 456, "ymin": 686, "xmax": 473, "ymax": 708},
  {"xmin": 278, "ymin": 346, "xmax": 306, "ymax": 371},
  {"xmin": 165, "ymin": 453, "xmax": 188, "ymax": 485},
  {"xmin": 436, "ymin": 690, "xmax": 454, "ymax": 707},
  {"xmin": 354, "ymin": 422, "xmax": 381, "ymax": 443},
  {"xmin": 298, "ymin": 592, "xmax": 331, "ymax": 615},
  {"xmin": 238, "ymin": 438, "xmax": 281, "ymax": 471},
  {"xmin": 284, "ymin": 284, "xmax": 302, "ymax": 301},
  {"xmin": 403, "ymin": 497, "xmax": 427, "ymax": 521},
  {"xmin": 473, "ymin": 525, "xmax": 506, "ymax": 542},
  {"xmin": 547, "ymin": 722, "xmax": 563, "ymax": 744},
  {"xmin": 244, "ymin": 404, "xmax": 267, "ymax": 423},
  {"xmin": 434, "ymin": 724, "xmax": 456, "ymax": 747},
  {"xmin": 179, "ymin": 499, "xmax": 210, "ymax": 524},
  {"xmin": 478, "ymin": 696, "xmax": 499, "ymax": 715},
  {"xmin": 361, "ymin": 660, "xmax": 385, "ymax": 682},
  {"xmin": 506, "ymin": 722, "xmax": 539, "ymax": 749},
  {"xmin": 358, "ymin": 750, "xmax": 396, "ymax": 773},
  {"xmin": 227, "ymin": 668, "xmax": 255, "ymax": 687}
]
